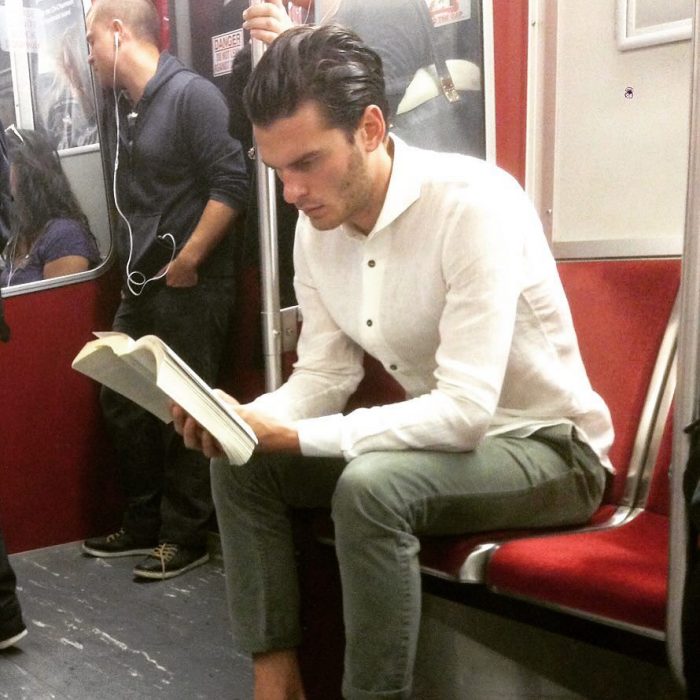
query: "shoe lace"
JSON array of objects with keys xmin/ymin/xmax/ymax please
[
  {"xmin": 106, "ymin": 528, "xmax": 127, "ymax": 543},
  {"xmin": 151, "ymin": 543, "xmax": 178, "ymax": 576}
]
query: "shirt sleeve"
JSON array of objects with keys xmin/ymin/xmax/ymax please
[
  {"xmin": 180, "ymin": 77, "xmax": 248, "ymax": 212},
  {"xmin": 37, "ymin": 220, "xmax": 98, "ymax": 265}
]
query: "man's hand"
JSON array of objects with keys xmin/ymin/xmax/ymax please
[
  {"xmin": 235, "ymin": 404, "xmax": 301, "ymax": 453},
  {"xmin": 172, "ymin": 400, "xmax": 227, "ymax": 458},
  {"xmin": 164, "ymin": 249, "xmax": 199, "ymax": 287},
  {"xmin": 243, "ymin": 0, "xmax": 294, "ymax": 45},
  {"xmin": 171, "ymin": 391, "xmax": 302, "ymax": 458}
]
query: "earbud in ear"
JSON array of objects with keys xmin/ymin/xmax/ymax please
[{"xmin": 114, "ymin": 32, "xmax": 120, "ymax": 49}]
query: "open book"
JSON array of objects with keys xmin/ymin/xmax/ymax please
[{"xmin": 71, "ymin": 332, "xmax": 257, "ymax": 465}]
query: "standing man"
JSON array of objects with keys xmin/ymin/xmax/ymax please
[
  {"xmin": 174, "ymin": 25, "xmax": 614, "ymax": 699},
  {"xmin": 82, "ymin": 0, "xmax": 247, "ymax": 580}
]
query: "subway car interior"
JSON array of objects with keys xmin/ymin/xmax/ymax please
[{"xmin": 0, "ymin": 0, "xmax": 698, "ymax": 698}]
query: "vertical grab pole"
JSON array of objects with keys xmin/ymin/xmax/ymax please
[
  {"xmin": 667, "ymin": 0, "xmax": 700, "ymax": 686},
  {"xmin": 250, "ymin": 1, "xmax": 283, "ymax": 391}
]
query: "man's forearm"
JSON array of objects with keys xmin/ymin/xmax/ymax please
[{"xmin": 177, "ymin": 199, "xmax": 239, "ymax": 269}]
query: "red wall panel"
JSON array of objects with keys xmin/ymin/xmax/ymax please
[
  {"xmin": 493, "ymin": 0, "xmax": 529, "ymax": 184},
  {"xmin": 0, "ymin": 271, "xmax": 122, "ymax": 553}
]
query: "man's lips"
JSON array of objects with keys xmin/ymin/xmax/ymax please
[{"xmin": 300, "ymin": 204, "xmax": 323, "ymax": 216}]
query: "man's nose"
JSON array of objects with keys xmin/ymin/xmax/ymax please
[{"xmin": 281, "ymin": 175, "xmax": 307, "ymax": 206}]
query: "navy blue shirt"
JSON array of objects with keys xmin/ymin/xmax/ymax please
[{"xmin": 0, "ymin": 218, "xmax": 99, "ymax": 286}]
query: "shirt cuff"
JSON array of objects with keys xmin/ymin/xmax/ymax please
[{"xmin": 296, "ymin": 414, "xmax": 345, "ymax": 458}]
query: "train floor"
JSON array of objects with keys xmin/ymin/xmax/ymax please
[
  {"xmin": 0, "ymin": 541, "xmax": 253, "ymax": 699},
  {"xmin": 1, "ymin": 539, "xmax": 688, "ymax": 700}
]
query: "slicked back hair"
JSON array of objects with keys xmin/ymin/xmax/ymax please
[
  {"xmin": 88, "ymin": 0, "xmax": 160, "ymax": 48},
  {"xmin": 244, "ymin": 24, "xmax": 389, "ymax": 138}
]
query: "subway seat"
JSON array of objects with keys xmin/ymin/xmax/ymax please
[{"xmin": 317, "ymin": 258, "xmax": 681, "ymax": 639}]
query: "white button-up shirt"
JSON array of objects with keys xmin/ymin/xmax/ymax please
[{"xmin": 249, "ymin": 138, "xmax": 614, "ymax": 468}]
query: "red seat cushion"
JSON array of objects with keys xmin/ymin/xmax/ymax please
[
  {"xmin": 485, "ymin": 413, "xmax": 674, "ymax": 632},
  {"xmin": 487, "ymin": 510, "xmax": 669, "ymax": 632},
  {"xmin": 418, "ymin": 506, "xmax": 618, "ymax": 579}
]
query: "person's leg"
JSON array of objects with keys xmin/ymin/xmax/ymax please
[
  {"xmin": 157, "ymin": 280, "xmax": 234, "ymax": 545},
  {"xmin": 332, "ymin": 426, "xmax": 607, "ymax": 700},
  {"xmin": 93, "ymin": 385, "xmax": 164, "ymax": 547},
  {"xmin": 211, "ymin": 452, "xmax": 346, "ymax": 697},
  {"xmin": 132, "ymin": 280, "xmax": 236, "ymax": 578},
  {"xmin": 253, "ymin": 649, "xmax": 307, "ymax": 700},
  {"xmin": 84, "ymin": 295, "xmax": 162, "ymax": 555},
  {"xmin": 0, "ymin": 528, "xmax": 26, "ymax": 649}
]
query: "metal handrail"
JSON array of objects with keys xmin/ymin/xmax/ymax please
[
  {"xmin": 667, "ymin": 0, "xmax": 700, "ymax": 686},
  {"xmin": 250, "ymin": 3, "xmax": 283, "ymax": 391}
]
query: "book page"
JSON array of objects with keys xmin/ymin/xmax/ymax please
[
  {"xmin": 72, "ymin": 332, "xmax": 257, "ymax": 464},
  {"xmin": 156, "ymin": 354, "xmax": 257, "ymax": 465},
  {"xmin": 72, "ymin": 342, "xmax": 172, "ymax": 422}
]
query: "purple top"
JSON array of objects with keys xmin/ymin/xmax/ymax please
[{"xmin": 1, "ymin": 218, "xmax": 100, "ymax": 287}]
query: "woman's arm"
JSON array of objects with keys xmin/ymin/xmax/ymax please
[{"xmin": 43, "ymin": 255, "xmax": 90, "ymax": 279}]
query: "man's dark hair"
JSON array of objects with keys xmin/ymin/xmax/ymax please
[
  {"xmin": 244, "ymin": 24, "xmax": 389, "ymax": 136},
  {"xmin": 6, "ymin": 128, "xmax": 91, "ymax": 249}
]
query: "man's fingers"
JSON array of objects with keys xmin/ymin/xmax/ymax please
[
  {"xmin": 200, "ymin": 430, "xmax": 225, "ymax": 459},
  {"xmin": 181, "ymin": 415, "xmax": 204, "ymax": 451},
  {"xmin": 243, "ymin": 1, "xmax": 294, "ymax": 43},
  {"xmin": 172, "ymin": 403, "xmax": 226, "ymax": 458},
  {"xmin": 171, "ymin": 403, "xmax": 187, "ymax": 435}
]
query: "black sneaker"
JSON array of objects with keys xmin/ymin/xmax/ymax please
[
  {"xmin": 132, "ymin": 544, "xmax": 209, "ymax": 580},
  {"xmin": 82, "ymin": 528, "xmax": 157, "ymax": 558},
  {"xmin": 0, "ymin": 622, "xmax": 27, "ymax": 651}
]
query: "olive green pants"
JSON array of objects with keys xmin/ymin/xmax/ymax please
[{"xmin": 210, "ymin": 425, "xmax": 607, "ymax": 700}]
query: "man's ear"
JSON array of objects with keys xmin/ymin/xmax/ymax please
[
  {"xmin": 358, "ymin": 105, "xmax": 387, "ymax": 152},
  {"xmin": 111, "ymin": 18, "xmax": 125, "ymax": 48}
]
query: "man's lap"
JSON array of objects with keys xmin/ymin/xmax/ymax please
[{"xmin": 213, "ymin": 424, "xmax": 606, "ymax": 536}]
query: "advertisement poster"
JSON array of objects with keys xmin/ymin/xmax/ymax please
[
  {"xmin": 427, "ymin": 0, "xmax": 471, "ymax": 28},
  {"xmin": 9, "ymin": 0, "xmax": 98, "ymax": 150}
]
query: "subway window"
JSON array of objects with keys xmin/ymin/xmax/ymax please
[{"xmin": 0, "ymin": 0, "xmax": 110, "ymax": 294}]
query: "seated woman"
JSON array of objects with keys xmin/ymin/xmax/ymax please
[{"xmin": 0, "ymin": 128, "xmax": 99, "ymax": 287}]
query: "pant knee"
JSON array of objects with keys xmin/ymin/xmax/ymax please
[
  {"xmin": 331, "ymin": 454, "xmax": 407, "ymax": 535},
  {"xmin": 210, "ymin": 457, "xmax": 250, "ymax": 500}
]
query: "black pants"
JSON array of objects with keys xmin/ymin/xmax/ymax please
[
  {"xmin": 100, "ymin": 278, "xmax": 235, "ymax": 549},
  {"xmin": 0, "ymin": 528, "xmax": 22, "ymax": 632}
]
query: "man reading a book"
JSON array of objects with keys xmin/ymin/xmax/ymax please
[
  {"xmin": 172, "ymin": 25, "xmax": 614, "ymax": 700},
  {"xmin": 81, "ymin": 0, "xmax": 248, "ymax": 580}
]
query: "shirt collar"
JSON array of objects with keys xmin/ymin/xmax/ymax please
[{"xmin": 346, "ymin": 135, "xmax": 423, "ymax": 239}]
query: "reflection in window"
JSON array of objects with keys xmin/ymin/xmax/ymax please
[
  {"xmin": 0, "ymin": 127, "xmax": 99, "ymax": 288},
  {"xmin": 0, "ymin": 1, "xmax": 111, "ymax": 290},
  {"xmin": 0, "ymin": 0, "xmax": 97, "ymax": 151},
  {"xmin": 315, "ymin": 0, "xmax": 488, "ymax": 158}
]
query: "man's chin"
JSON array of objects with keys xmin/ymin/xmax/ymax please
[{"xmin": 305, "ymin": 210, "xmax": 342, "ymax": 231}]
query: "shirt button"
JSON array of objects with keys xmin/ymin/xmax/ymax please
[
  {"xmin": 366, "ymin": 319, "xmax": 373, "ymax": 327},
  {"xmin": 368, "ymin": 259, "xmax": 376, "ymax": 268},
  {"xmin": 389, "ymin": 364, "xmax": 398, "ymax": 371}
]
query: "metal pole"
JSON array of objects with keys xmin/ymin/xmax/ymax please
[
  {"xmin": 250, "ymin": 1, "xmax": 283, "ymax": 391},
  {"xmin": 667, "ymin": 0, "xmax": 700, "ymax": 686}
]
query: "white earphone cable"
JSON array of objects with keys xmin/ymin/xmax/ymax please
[{"xmin": 111, "ymin": 41, "xmax": 176, "ymax": 297}]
